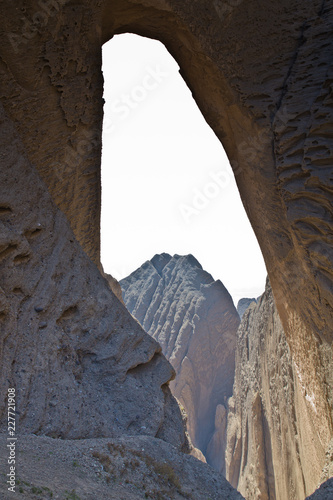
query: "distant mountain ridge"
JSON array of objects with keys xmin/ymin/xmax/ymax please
[
  {"xmin": 121, "ymin": 253, "xmax": 240, "ymax": 470},
  {"xmin": 237, "ymin": 297, "xmax": 258, "ymax": 319}
]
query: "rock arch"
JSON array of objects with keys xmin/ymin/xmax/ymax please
[
  {"xmin": 0, "ymin": 0, "xmax": 332, "ymax": 494},
  {"xmin": 104, "ymin": 3, "xmax": 333, "ymax": 456}
]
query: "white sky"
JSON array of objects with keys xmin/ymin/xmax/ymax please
[{"xmin": 101, "ymin": 34, "xmax": 267, "ymax": 306}]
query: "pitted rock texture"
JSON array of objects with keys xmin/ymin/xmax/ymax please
[
  {"xmin": 0, "ymin": 103, "xmax": 187, "ymax": 450},
  {"xmin": 0, "ymin": 0, "xmax": 104, "ymax": 266},
  {"xmin": 0, "ymin": 0, "xmax": 332, "ymax": 456},
  {"xmin": 121, "ymin": 253, "xmax": 240, "ymax": 470},
  {"xmin": 225, "ymin": 279, "xmax": 330, "ymax": 500},
  {"xmin": 318, "ymin": 438, "xmax": 333, "ymax": 488}
]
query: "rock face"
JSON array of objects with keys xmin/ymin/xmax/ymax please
[
  {"xmin": 0, "ymin": 0, "xmax": 332, "ymax": 497},
  {"xmin": 0, "ymin": 103, "xmax": 187, "ymax": 448},
  {"xmin": 0, "ymin": 0, "xmax": 331, "ymax": 462},
  {"xmin": 226, "ymin": 279, "xmax": 329, "ymax": 500},
  {"xmin": 0, "ymin": 433, "xmax": 245, "ymax": 500},
  {"xmin": 121, "ymin": 253, "xmax": 240, "ymax": 469},
  {"xmin": 0, "ymin": 86, "xmax": 243, "ymax": 500},
  {"xmin": 122, "ymin": 261, "xmax": 332, "ymax": 498},
  {"xmin": 306, "ymin": 478, "xmax": 333, "ymax": 500},
  {"xmin": 237, "ymin": 298, "xmax": 257, "ymax": 319}
]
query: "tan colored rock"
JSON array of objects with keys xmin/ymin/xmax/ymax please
[
  {"xmin": 319, "ymin": 439, "xmax": 333, "ymax": 488},
  {"xmin": 225, "ymin": 279, "xmax": 330, "ymax": 500},
  {"xmin": 206, "ymin": 404, "xmax": 228, "ymax": 473},
  {"xmin": 0, "ymin": 0, "xmax": 332, "ymax": 496}
]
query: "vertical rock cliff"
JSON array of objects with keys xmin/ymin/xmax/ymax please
[
  {"xmin": 121, "ymin": 256, "xmax": 331, "ymax": 498},
  {"xmin": 121, "ymin": 253, "xmax": 240, "ymax": 469},
  {"xmin": 237, "ymin": 298, "xmax": 257, "ymax": 319},
  {"xmin": 225, "ymin": 279, "xmax": 329, "ymax": 500}
]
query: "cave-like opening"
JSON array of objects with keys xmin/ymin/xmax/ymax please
[{"xmin": 101, "ymin": 33, "xmax": 267, "ymax": 306}]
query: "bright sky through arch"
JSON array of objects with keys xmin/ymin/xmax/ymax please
[{"xmin": 101, "ymin": 34, "xmax": 267, "ymax": 306}]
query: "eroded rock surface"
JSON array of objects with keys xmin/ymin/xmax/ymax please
[
  {"xmin": 0, "ymin": 101, "xmax": 245, "ymax": 499},
  {"xmin": 0, "ymin": 0, "xmax": 332, "ymax": 497},
  {"xmin": 225, "ymin": 279, "xmax": 330, "ymax": 500},
  {"xmin": 120, "ymin": 254, "xmax": 239, "ymax": 465},
  {"xmin": 0, "ymin": 0, "xmax": 331, "ymax": 460},
  {"xmin": 0, "ymin": 103, "xmax": 186, "ymax": 449},
  {"xmin": 121, "ymin": 254, "xmax": 240, "ymax": 469}
]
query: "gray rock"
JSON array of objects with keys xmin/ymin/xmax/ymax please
[
  {"xmin": 121, "ymin": 253, "xmax": 240, "ymax": 471},
  {"xmin": 0, "ymin": 103, "xmax": 186, "ymax": 449},
  {"xmin": 306, "ymin": 478, "xmax": 333, "ymax": 500},
  {"xmin": 236, "ymin": 298, "xmax": 257, "ymax": 319},
  {"xmin": 225, "ymin": 278, "xmax": 329, "ymax": 500}
]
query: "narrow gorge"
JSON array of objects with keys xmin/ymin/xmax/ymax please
[{"xmin": 121, "ymin": 255, "xmax": 333, "ymax": 500}]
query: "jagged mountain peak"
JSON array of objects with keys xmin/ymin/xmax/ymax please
[{"xmin": 120, "ymin": 254, "xmax": 240, "ymax": 469}]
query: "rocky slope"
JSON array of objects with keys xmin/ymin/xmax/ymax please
[
  {"xmin": 0, "ymin": 102, "xmax": 188, "ymax": 447},
  {"xmin": 225, "ymin": 279, "xmax": 329, "ymax": 500},
  {"xmin": 121, "ymin": 254, "xmax": 240, "ymax": 470},
  {"xmin": 0, "ymin": 433, "xmax": 244, "ymax": 500}
]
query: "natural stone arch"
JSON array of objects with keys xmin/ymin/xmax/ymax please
[
  {"xmin": 103, "ymin": 1, "xmax": 333, "ymax": 455},
  {"xmin": 0, "ymin": 0, "xmax": 332, "ymax": 492}
]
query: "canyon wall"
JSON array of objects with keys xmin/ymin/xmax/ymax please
[
  {"xmin": 122, "ymin": 257, "xmax": 332, "ymax": 499},
  {"xmin": 121, "ymin": 253, "xmax": 240, "ymax": 469},
  {"xmin": 237, "ymin": 298, "xmax": 257, "ymax": 319},
  {"xmin": 226, "ymin": 279, "xmax": 329, "ymax": 500}
]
